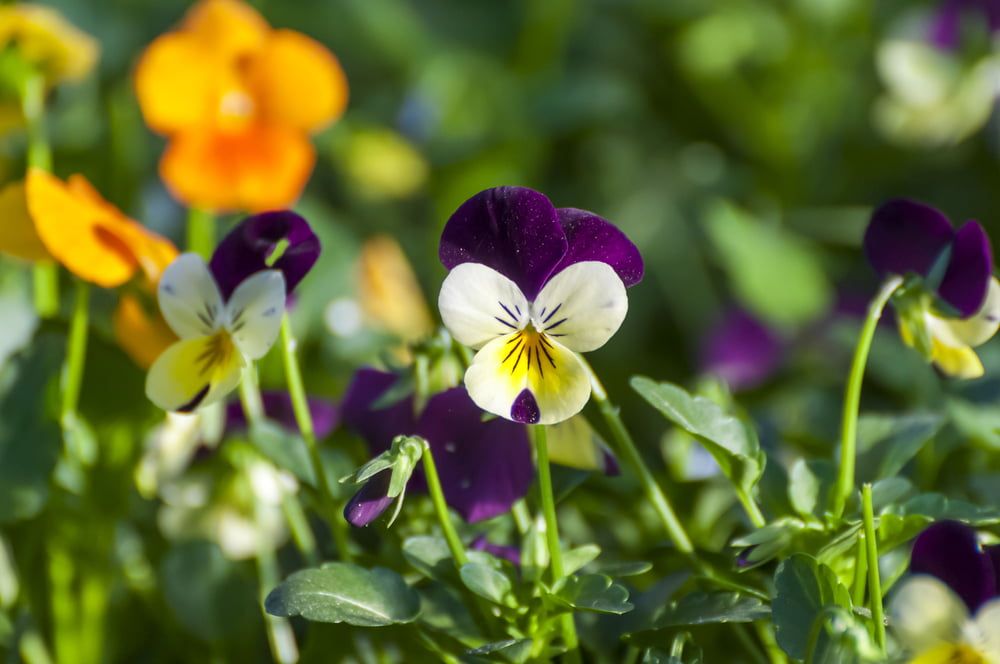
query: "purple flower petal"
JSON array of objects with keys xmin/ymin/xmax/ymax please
[
  {"xmin": 340, "ymin": 368, "xmax": 417, "ymax": 455},
  {"xmin": 471, "ymin": 535, "xmax": 521, "ymax": 566},
  {"xmin": 553, "ymin": 208, "xmax": 644, "ymax": 287},
  {"xmin": 344, "ymin": 471, "xmax": 394, "ymax": 527},
  {"xmin": 937, "ymin": 221, "xmax": 993, "ymax": 318},
  {"xmin": 416, "ymin": 388, "xmax": 534, "ymax": 523},
  {"xmin": 988, "ymin": 544, "xmax": 1000, "ymax": 594},
  {"xmin": 225, "ymin": 391, "xmax": 339, "ymax": 439},
  {"xmin": 510, "ymin": 389, "xmax": 540, "ymax": 424},
  {"xmin": 700, "ymin": 308, "xmax": 783, "ymax": 392},
  {"xmin": 210, "ymin": 210, "xmax": 321, "ymax": 301},
  {"xmin": 929, "ymin": 0, "xmax": 1000, "ymax": 49},
  {"xmin": 864, "ymin": 199, "xmax": 954, "ymax": 281},
  {"xmin": 439, "ymin": 187, "xmax": 568, "ymax": 300},
  {"xmin": 909, "ymin": 520, "xmax": 997, "ymax": 611}
]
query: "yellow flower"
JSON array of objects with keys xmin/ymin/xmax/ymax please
[
  {"xmin": 134, "ymin": 0, "xmax": 348, "ymax": 212},
  {"xmin": 357, "ymin": 235, "xmax": 434, "ymax": 342},
  {"xmin": 0, "ymin": 3, "xmax": 98, "ymax": 86}
]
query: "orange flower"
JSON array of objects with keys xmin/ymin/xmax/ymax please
[
  {"xmin": 20, "ymin": 168, "xmax": 178, "ymax": 288},
  {"xmin": 134, "ymin": 0, "xmax": 348, "ymax": 212},
  {"xmin": 113, "ymin": 294, "xmax": 178, "ymax": 369}
]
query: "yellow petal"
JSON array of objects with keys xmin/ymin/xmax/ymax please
[
  {"xmin": 183, "ymin": 0, "xmax": 268, "ymax": 57},
  {"xmin": 0, "ymin": 4, "xmax": 98, "ymax": 85},
  {"xmin": 159, "ymin": 125, "xmax": 314, "ymax": 212},
  {"xmin": 357, "ymin": 235, "xmax": 434, "ymax": 341},
  {"xmin": 547, "ymin": 415, "xmax": 614, "ymax": 472},
  {"xmin": 0, "ymin": 180, "xmax": 49, "ymax": 262},
  {"xmin": 910, "ymin": 643, "xmax": 987, "ymax": 664},
  {"xmin": 245, "ymin": 29, "xmax": 348, "ymax": 132},
  {"xmin": 145, "ymin": 333, "xmax": 244, "ymax": 412},
  {"xmin": 113, "ymin": 294, "xmax": 179, "ymax": 370},
  {"xmin": 930, "ymin": 337, "xmax": 984, "ymax": 379}
]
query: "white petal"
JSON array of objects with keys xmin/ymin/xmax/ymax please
[
  {"xmin": 972, "ymin": 598, "xmax": 1000, "ymax": 658},
  {"xmin": 465, "ymin": 331, "xmax": 591, "ymax": 425},
  {"xmin": 145, "ymin": 335, "xmax": 244, "ymax": 412},
  {"xmin": 438, "ymin": 263, "xmax": 529, "ymax": 350},
  {"xmin": 158, "ymin": 253, "xmax": 225, "ymax": 338},
  {"xmin": 933, "ymin": 277, "xmax": 1000, "ymax": 349},
  {"xmin": 530, "ymin": 261, "xmax": 627, "ymax": 352},
  {"xmin": 889, "ymin": 575, "xmax": 968, "ymax": 654},
  {"xmin": 225, "ymin": 270, "xmax": 286, "ymax": 360}
]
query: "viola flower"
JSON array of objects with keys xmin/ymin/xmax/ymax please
[
  {"xmin": 0, "ymin": 169, "xmax": 178, "ymax": 287},
  {"xmin": 340, "ymin": 368, "xmax": 534, "ymax": 526},
  {"xmin": 357, "ymin": 234, "xmax": 435, "ymax": 343},
  {"xmin": 145, "ymin": 253, "xmax": 286, "ymax": 412},
  {"xmin": 225, "ymin": 391, "xmax": 338, "ymax": 439},
  {"xmin": 437, "ymin": 186, "xmax": 643, "ymax": 425},
  {"xmin": 889, "ymin": 521, "xmax": 1000, "ymax": 661},
  {"xmin": 874, "ymin": 1, "xmax": 1000, "ymax": 147},
  {"xmin": 134, "ymin": 0, "xmax": 348, "ymax": 212},
  {"xmin": 700, "ymin": 308, "xmax": 784, "ymax": 392},
  {"xmin": 471, "ymin": 535, "xmax": 522, "ymax": 566},
  {"xmin": 0, "ymin": 4, "xmax": 98, "ymax": 86},
  {"xmin": 865, "ymin": 199, "xmax": 1000, "ymax": 378}
]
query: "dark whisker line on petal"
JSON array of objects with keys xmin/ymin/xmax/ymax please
[
  {"xmin": 502, "ymin": 339, "xmax": 523, "ymax": 363},
  {"xmin": 545, "ymin": 317, "xmax": 568, "ymax": 331},
  {"xmin": 177, "ymin": 384, "xmax": 210, "ymax": 413},
  {"xmin": 514, "ymin": 304, "xmax": 522, "ymax": 316},
  {"xmin": 542, "ymin": 303, "xmax": 562, "ymax": 324},
  {"xmin": 498, "ymin": 301, "xmax": 519, "ymax": 323},
  {"xmin": 540, "ymin": 343, "xmax": 556, "ymax": 368},
  {"xmin": 506, "ymin": 332, "xmax": 523, "ymax": 345},
  {"xmin": 511, "ymin": 345, "xmax": 525, "ymax": 374},
  {"xmin": 494, "ymin": 316, "xmax": 517, "ymax": 330},
  {"xmin": 535, "ymin": 345, "xmax": 544, "ymax": 377}
]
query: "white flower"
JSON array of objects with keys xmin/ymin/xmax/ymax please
[{"xmin": 145, "ymin": 253, "xmax": 285, "ymax": 412}]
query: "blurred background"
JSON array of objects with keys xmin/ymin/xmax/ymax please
[{"xmin": 3, "ymin": 0, "xmax": 1000, "ymax": 661}]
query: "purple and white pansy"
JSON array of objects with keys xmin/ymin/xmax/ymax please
[
  {"xmin": 864, "ymin": 199, "xmax": 1000, "ymax": 378},
  {"xmin": 146, "ymin": 211, "xmax": 320, "ymax": 412},
  {"xmin": 437, "ymin": 186, "xmax": 643, "ymax": 425},
  {"xmin": 889, "ymin": 521, "xmax": 1000, "ymax": 660}
]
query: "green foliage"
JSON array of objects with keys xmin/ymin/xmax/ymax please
[{"xmin": 771, "ymin": 554, "xmax": 852, "ymax": 660}]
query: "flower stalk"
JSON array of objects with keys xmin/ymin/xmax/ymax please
[
  {"xmin": 186, "ymin": 207, "xmax": 214, "ymax": 260},
  {"xmin": 534, "ymin": 425, "xmax": 580, "ymax": 659},
  {"xmin": 21, "ymin": 69, "xmax": 58, "ymax": 318},
  {"xmin": 831, "ymin": 275, "xmax": 903, "ymax": 520},
  {"xmin": 419, "ymin": 441, "xmax": 467, "ymax": 567},
  {"xmin": 861, "ymin": 483, "xmax": 886, "ymax": 652},
  {"xmin": 60, "ymin": 280, "xmax": 89, "ymax": 437}
]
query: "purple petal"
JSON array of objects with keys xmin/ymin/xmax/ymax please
[
  {"xmin": 344, "ymin": 472, "xmax": 394, "ymax": 527},
  {"xmin": 929, "ymin": 0, "xmax": 965, "ymax": 49},
  {"xmin": 988, "ymin": 544, "xmax": 1000, "ymax": 595},
  {"xmin": 553, "ymin": 208, "xmax": 644, "ymax": 287},
  {"xmin": 340, "ymin": 368, "xmax": 418, "ymax": 455},
  {"xmin": 700, "ymin": 308, "xmax": 783, "ymax": 392},
  {"xmin": 225, "ymin": 392, "xmax": 339, "ymax": 439},
  {"xmin": 864, "ymin": 199, "xmax": 954, "ymax": 281},
  {"xmin": 909, "ymin": 520, "xmax": 997, "ymax": 611},
  {"xmin": 938, "ymin": 221, "xmax": 993, "ymax": 318},
  {"xmin": 210, "ymin": 210, "xmax": 321, "ymax": 301},
  {"xmin": 471, "ymin": 535, "xmax": 522, "ymax": 566},
  {"xmin": 439, "ymin": 187, "xmax": 568, "ymax": 300},
  {"xmin": 417, "ymin": 388, "xmax": 534, "ymax": 523},
  {"xmin": 510, "ymin": 389, "xmax": 540, "ymax": 424}
]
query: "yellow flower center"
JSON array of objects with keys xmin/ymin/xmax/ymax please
[
  {"xmin": 500, "ymin": 325, "xmax": 557, "ymax": 381},
  {"xmin": 912, "ymin": 643, "xmax": 988, "ymax": 664},
  {"xmin": 196, "ymin": 330, "xmax": 236, "ymax": 379}
]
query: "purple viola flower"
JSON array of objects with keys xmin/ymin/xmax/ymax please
[
  {"xmin": 210, "ymin": 210, "xmax": 321, "ymax": 301},
  {"xmin": 438, "ymin": 186, "xmax": 643, "ymax": 425},
  {"xmin": 471, "ymin": 535, "xmax": 522, "ymax": 566},
  {"xmin": 908, "ymin": 520, "xmax": 999, "ymax": 612},
  {"xmin": 343, "ymin": 471, "xmax": 395, "ymax": 528},
  {"xmin": 700, "ymin": 308, "xmax": 783, "ymax": 392},
  {"xmin": 929, "ymin": 0, "xmax": 1000, "ymax": 50},
  {"xmin": 340, "ymin": 368, "xmax": 534, "ymax": 525},
  {"xmin": 864, "ymin": 199, "xmax": 992, "ymax": 318},
  {"xmin": 225, "ymin": 391, "xmax": 338, "ymax": 439}
]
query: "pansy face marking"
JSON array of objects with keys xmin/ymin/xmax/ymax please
[
  {"xmin": 146, "ymin": 252, "xmax": 285, "ymax": 412},
  {"xmin": 440, "ymin": 260, "xmax": 627, "ymax": 425}
]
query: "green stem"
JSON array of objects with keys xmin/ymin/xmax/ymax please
[
  {"xmin": 256, "ymin": 540, "xmax": 299, "ymax": 664},
  {"xmin": 278, "ymin": 314, "xmax": 352, "ymax": 561},
  {"xmin": 21, "ymin": 71, "xmax": 58, "ymax": 317},
  {"xmin": 851, "ymin": 532, "xmax": 868, "ymax": 607},
  {"xmin": 511, "ymin": 499, "xmax": 531, "ymax": 535},
  {"xmin": 18, "ymin": 623, "xmax": 54, "ymax": 664},
  {"xmin": 736, "ymin": 488, "xmax": 767, "ymax": 529},
  {"xmin": 861, "ymin": 484, "xmax": 886, "ymax": 652},
  {"xmin": 582, "ymin": 360, "xmax": 694, "ymax": 554},
  {"xmin": 61, "ymin": 281, "xmax": 89, "ymax": 434},
  {"xmin": 238, "ymin": 370, "xmax": 320, "ymax": 568},
  {"xmin": 186, "ymin": 208, "xmax": 215, "ymax": 259},
  {"xmin": 534, "ymin": 426, "xmax": 580, "ymax": 661},
  {"xmin": 831, "ymin": 276, "xmax": 903, "ymax": 519},
  {"xmin": 420, "ymin": 442, "xmax": 467, "ymax": 567}
]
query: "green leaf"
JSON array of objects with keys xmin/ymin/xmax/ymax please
[
  {"xmin": 593, "ymin": 560, "xmax": 654, "ymax": 577},
  {"xmin": 856, "ymin": 413, "xmax": 942, "ymax": 481},
  {"xmin": 631, "ymin": 377, "xmax": 764, "ymax": 493},
  {"xmin": 805, "ymin": 607, "xmax": 881, "ymax": 664},
  {"xmin": 562, "ymin": 544, "xmax": 601, "ymax": 576},
  {"xmin": 772, "ymin": 554, "xmax": 852, "ymax": 660},
  {"xmin": 460, "ymin": 562, "xmax": 513, "ymax": 605},
  {"xmin": 0, "ymin": 333, "xmax": 63, "ymax": 523},
  {"xmin": 654, "ymin": 592, "xmax": 770, "ymax": 627},
  {"xmin": 705, "ymin": 201, "xmax": 832, "ymax": 328},
  {"xmin": 467, "ymin": 639, "xmax": 533, "ymax": 663},
  {"xmin": 519, "ymin": 518, "xmax": 549, "ymax": 583},
  {"xmin": 418, "ymin": 582, "xmax": 484, "ymax": 644},
  {"xmin": 550, "ymin": 574, "xmax": 634, "ymax": 615},
  {"xmin": 265, "ymin": 563, "xmax": 420, "ymax": 626},
  {"xmin": 897, "ymin": 493, "xmax": 1000, "ymax": 525},
  {"xmin": 947, "ymin": 398, "xmax": 1000, "ymax": 451},
  {"xmin": 787, "ymin": 459, "xmax": 835, "ymax": 518},
  {"xmin": 249, "ymin": 420, "xmax": 316, "ymax": 486},
  {"xmin": 160, "ymin": 541, "xmax": 259, "ymax": 643},
  {"xmin": 403, "ymin": 536, "xmax": 453, "ymax": 581}
]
